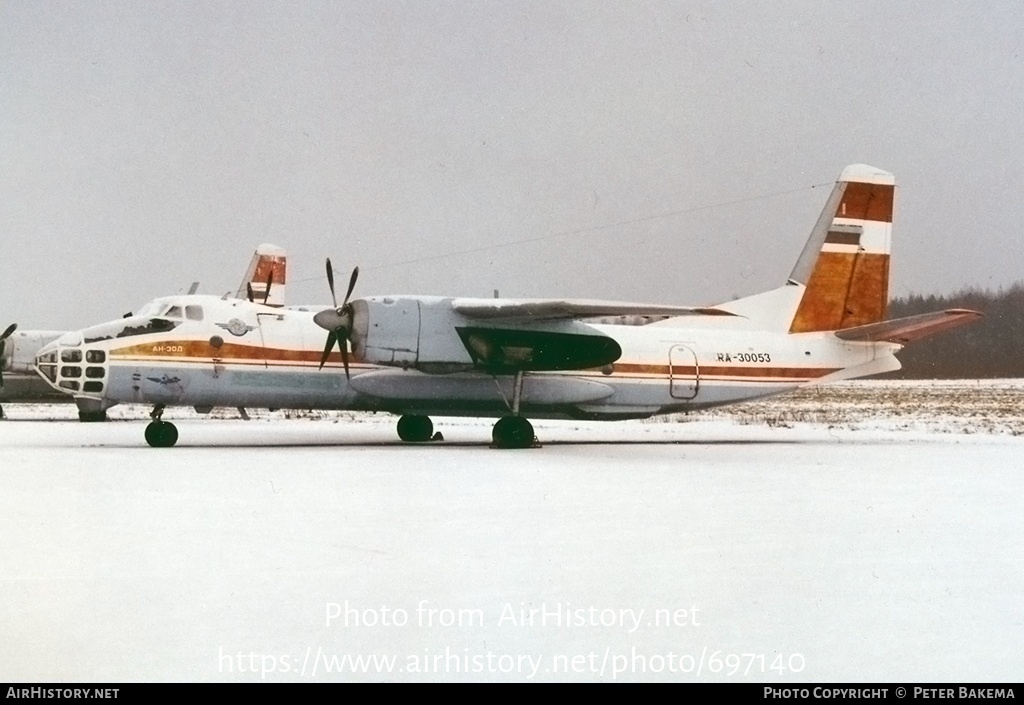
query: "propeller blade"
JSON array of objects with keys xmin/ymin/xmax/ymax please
[
  {"xmin": 263, "ymin": 270, "xmax": 274, "ymax": 305},
  {"xmin": 318, "ymin": 331, "xmax": 337, "ymax": 370},
  {"xmin": 1, "ymin": 323, "xmax": 16, "ymax": 341},
  {"xmin": 342, "ymin": 267, "xmax": 359, "ymax": 309},
  {"xmin": 326, "ymin": 258, "xmax": 338, "ymax": 307},
  {"xmin": 338, "ymin": 334, "xmax": 350, "ymax": 380},
  {"xmin": 318, "ymin": 259, "xmax": 360, "ymax": 380}
]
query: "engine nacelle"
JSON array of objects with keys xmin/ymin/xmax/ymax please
[
  {"xmin": 350, "ymin": 297, "xmax": 418, "ymax": 368},
  {"xmin": 2, "ymin": 330, "xmax": 64, "ymax": 374},
  {"xmin": 350, "ymin": 296, "xmax": 622, "ymax": 374},
  {"xmin": 351, "ymin": 296, "xmax": 475, "ymax": 372}
]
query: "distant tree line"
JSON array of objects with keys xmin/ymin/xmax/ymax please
[{"xmin": 883, "ymin": 283, "xmax": 1024, "ymax": 378}]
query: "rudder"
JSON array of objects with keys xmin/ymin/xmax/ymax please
[{"xmin": 788, "ymin": 164, "xmax": 894, "ymax": 333}]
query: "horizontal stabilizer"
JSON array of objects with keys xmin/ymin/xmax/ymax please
[
  {"xmin": 834, "ymin": 309, "xmax": 982, "ymax": 345},
  {"xmin": 452, "ymin": 298, "xmax": 736, "ymax": 322}
]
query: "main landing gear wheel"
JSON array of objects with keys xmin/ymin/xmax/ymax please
[
  {"xmin": 492, "ymin": 416, "xmax": 535, "ymax": 449},
  {"xmin": 145, "ymin": 420, "xmax": 178, "ymax": 448},
  {"xmin": 397, "ymin": 414, "xmax": 433, "ymax": 443}
]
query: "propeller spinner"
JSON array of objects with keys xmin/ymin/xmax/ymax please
[
  {"xmin": 314, "ymin": 259, "xmax": 359, "ymax": 379},
  {"xmin": 0, "ymin": 323, "xmax": 17, "ymax": 388}
]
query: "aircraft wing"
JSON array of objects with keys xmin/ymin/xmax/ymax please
[
  {"xmin": 834, "ymin": 309, "xmax": 982, "ymax": 345},
  {"xmin": 451, "ymin": 298, "xmax": 736, "ymax": 322}
]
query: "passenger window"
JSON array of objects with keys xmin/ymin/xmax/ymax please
[{"xmin": 186, "ymin": 305, "xmax": 204, "ymax": 321}]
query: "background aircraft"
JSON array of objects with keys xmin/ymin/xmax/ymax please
[
  {"xmin": 32, "ymin": 165, "xmax": 980, "ymax": 447},
  {"xmin": 0, "ymin": 325, "xmax": 67, "ymax": 414},
  {"xmin": 0, "ymin": 243, "xmax": 287, "ymax": 420}
]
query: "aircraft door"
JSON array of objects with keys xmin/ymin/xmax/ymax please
[{"xmin": 669, "ymin": 344, "xmax": 699, "ymax": 400}]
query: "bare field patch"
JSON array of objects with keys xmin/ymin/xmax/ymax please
[
  {"xmin": 3, "ymin": 379, "xmax": 1022, "ymax": 436},
  {"xmin": 684, "ymin": 379, "xmax": 1024, "ymax": 435}
]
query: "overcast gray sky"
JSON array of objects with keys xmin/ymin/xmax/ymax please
[{"xmin": 3, "ymin": 1, "xmax": 1022, "ymax": 329}]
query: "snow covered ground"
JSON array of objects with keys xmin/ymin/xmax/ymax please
[{"xmin": 1, "ymin": 380, "xmax": 1022, "ymax": 682}]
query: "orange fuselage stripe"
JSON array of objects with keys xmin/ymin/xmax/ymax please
[{"xmin": 109, "ymin": 340, "xmax": 839, "ymax": 381}]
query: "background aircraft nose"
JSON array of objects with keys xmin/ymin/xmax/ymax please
[{"xmin": 0, "ymin": 323, "xmax": 17, "ymax": 386}]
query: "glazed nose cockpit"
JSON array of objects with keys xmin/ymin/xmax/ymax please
[
  {"xmin": 32, "ymin": 300, "xmax": 204, "ymax": 399},
  {"xmin": 35, "ymin": 335, "xmax": 108, "ymax": 397}
]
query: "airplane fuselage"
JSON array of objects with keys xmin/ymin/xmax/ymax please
[{"xmin": 35, "ymin": 293, "xmax": 897, "ymax": 423}]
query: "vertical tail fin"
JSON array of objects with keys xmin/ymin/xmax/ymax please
[
  {"xmin": 235, "ymin": 243, "xmax": 287, "ymax": 307},
  {"xmin": 788, "ymin": 164, "xmax": 895, "ymax": 333}
]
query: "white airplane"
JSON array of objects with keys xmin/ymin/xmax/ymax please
[
  {"xmin": 0, "ymin": 325, "xmax": 67, "ymax": 414},
  {"xmin": 1, "ymin": 243, "xmax": 287, "ymax": 420},
  {"xmin": 33, "ymin": 164, "xmax": 980, "ymax": 447}
]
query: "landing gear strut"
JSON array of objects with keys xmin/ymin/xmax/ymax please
[
  {"xmin": 145, "ymin": 405, "xmax": 178, "ymax": 448},
  {"xmin": 397, "ymin": 414, "xmax": 434, "ymax": 442},
  {"xmin": 491, "ymin": 371, "xmax": 537, "ymax": 449},
  {"xmin": 78, "ymin": 410, "xmax": 108, "ymax": 422},
  {"xmin": 75, "ymin": 398, "xmax": 110, "ymax": 423}
]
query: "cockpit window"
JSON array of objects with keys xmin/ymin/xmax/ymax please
[
  {"xmin": 185, "ymin": 305, "xmax": 204, "ymax": 321},
  {"xmin": 117, "ymin": 318, "xmax": 178, "ymax": 338},
  {"xmin": 165, "ymin": 305, "xmax": 183, "ymax": 319},
  {"xmin": 83, "ymin": 318, "xmax": 180, "ymax": 344}
]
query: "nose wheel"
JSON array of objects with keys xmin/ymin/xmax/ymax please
[
  {"xmin": 145, "ymin": 405, "xmax": 178, "ymax": 447},
  {"xmin": 145, "ymin": 420, "xmax": 178, "ymax": 447}
]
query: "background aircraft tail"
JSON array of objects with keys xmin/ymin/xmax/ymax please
[
  {"xmin": 787, "ymin": 163, "xmax": 894, "ymax": 333},
  {"xmin": 235, "ymin": 243, "xmax": 287, "ymax": 306}
]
